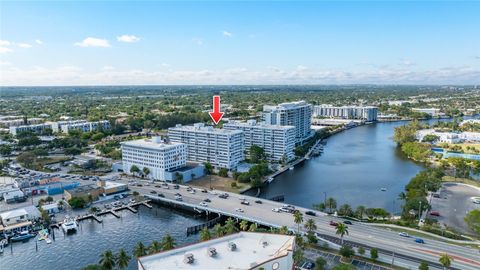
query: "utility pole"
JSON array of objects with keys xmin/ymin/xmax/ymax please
[{"xmin": 391, "ymin": 251, "xmax": 395, "ymax": 266}]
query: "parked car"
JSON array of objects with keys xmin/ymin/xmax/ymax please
[
  {"xmin": 415, "ymin": 238, "xmax": 425, "ymax": 244},
  {"xmin": 398, "ymin": 232, "xmax": 410, "ymax": 237},
  {"xmin": 272, "ymin": 208, "xmax": 281, "ymax": 213},
  {"xmin": 305, "ymin": 211, "xmax": 316, "ymax": 216}
]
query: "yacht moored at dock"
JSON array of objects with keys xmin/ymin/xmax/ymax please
[
  {"xmin": 10, "ymin": 230, "xmax": 36, "ymax": 242},
  {"xmin": 61, "ymin": 217, "xmax": 79, "ymax": 233}
]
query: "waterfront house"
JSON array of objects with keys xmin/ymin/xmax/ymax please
[{"xmin": 0, "ymin": 205, "xmax": 41, "ymax": 226}]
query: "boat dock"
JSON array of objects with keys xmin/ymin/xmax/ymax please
[{"xmin": 52, "ymin": 200, "xmax": 152, "ymax": 228}]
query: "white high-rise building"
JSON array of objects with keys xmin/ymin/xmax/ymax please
[
  {"xmin": 121, "ymin": 137, "xmax": 187, "ymax": 180},
  {"xmin": 312, "ymin": 105, "xmax": 378, "ymax": 122},
  {"xmin": 263, "ymin": 101, "xmax": 312, "ymax": 143},
  {"xmin": 224, "ymin": 120, "xmax": 296, "ymax": 162},
  {"xmin": 168, "ymin": 123, "xmax": 244, "ymax": 170}
]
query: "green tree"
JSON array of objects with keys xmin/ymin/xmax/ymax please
[
  {"xmin": 336, "ymin": 223, "xmax": 349, "ymax": 245},
  {"xmin": 357, "ymin": 246, "xmax": 365, "ymax": 255},
  {"xmin": 142, "ymin": 167, "xmax": 150, "ymax": 178},
  {"xmin": 293, "ymin": 249, "xmax": 304, "ymax": 264},
  {"xmin": 133, "ymin": 242, "xmax": 147, "ymax": 258},
  {"xmin": 304, "ymin": 218, "xmax": 317, "ymax": 233},
  {"xmin": 332, "ymin": 264, "xmax": 356, "ymax": 270},
  {"xmin": 339, "ymin": 245, "xmax": 355, "ymax": 260},
  {"xmin": 174, "ymin": 172, "xmax": 183, "ymax": 183},
  {"xmin": 68, "ymin": 197, "xmax": 86, "ymax": 209},
  {"xmin": 439, "ymin": 253, "xmax": 452, "ymax": 270},
  {"xmin": 81, "ymin": 265, "xmax": 102, "ymax": 270},
  {"xmin": 130, "ymin": 165, "xmax": 140, "ymax": 176},
  {"xmin": 200, "ymin": 227, "xmax": 211, "ymax": 241},
  {"xmin": 99, "ymin": 250, "xmax": 116, "ymax": 270},
  {"xmin": 160, "ymin": 234, "xmax": 176, "ymax": 251},
  {"xmin": 116, "ymin": 249, "xmax": 131, "ymax": 270},
  {"xmin": 204, "ymin": 162, "xmax": 213, "ymax": 175},
  {"xmin": 313, "ymin": 202, "xmax": 326, "ymax": 212},
  {"xmin": 355, "ymin": 205, "xmax": 366, "ymax": 219},
  {"xmin": 370, "ymin": 248, "xmax": 378, "ymax": 261},
  {"xmin": 394, "ymin": 122, "xmax": 418, "ymax": 146},
  {"xmin": 224, "ymin": 218, "xmax": 238, "ymax": 235},
  {"xmin": 0, "ymin": 144, "xmax": 12, "ymax": 156},
  {"xmin": 326, "ymin": 197, "xmax": 337, "ymax": 213},
  {"xmin": 250, "ymin": 145, "xmax": 266, "ymax": 163},
  {"xmin": 218, "ymin": 168, "xmax": 228, "ymax": 177},
  {"xmin": 248, "ymin": 223, "xmax": 258, "ymax": 232},
  {"xmin": 293, "ymin": 210, "xmax": 304, "ymax": 234},
  {"xmin": 239, "ymin": 220, "xmax": 249, "ymax": 231},
  {"xmin": 149, "ymin": 240, "xmax": 162, "ymax": 254},
  {"xmin": 315, "ymin": 257, "xmax": 327, "ymax": 270},
  {"xmin": 419, "ymin": 261, "xmax": 429, "ymax": 270},
  {"xmin": 464, "ymin": 209, "xmax": 480, "ymax": 235},
  {"xmin": 213, "ymin": 223, "xmax": 225, "ymax": 237},
  {"xmin": 338, "ymin": 204, "xmax": 353, "ymax": 217}
]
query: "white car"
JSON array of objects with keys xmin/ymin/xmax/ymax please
[
  {"xmin": 235, "ymin": 208, "xmax": 244, "ymax": 213},
  {"xmin": 272, "ymin": 208, "xmax": 280, "ymax": 213},
  {"xmin": 189, "ymin": 190, "xmax": 196, "ymax": 194},
  {"xmin": 398, "ymin": 232, "xmax": 410, "ymax": 237},
  {"xmin": 199, "ymin": 202, "xmax": 208, "ymax": 207}
]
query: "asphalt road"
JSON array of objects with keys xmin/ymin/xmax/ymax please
[
  {"xmin": 125, "ymin": 179, "xmax": 480, "ymax": 270},
  {"xmin": 430, "ymin": 182, "xmax": 480, "ymax": 234}
]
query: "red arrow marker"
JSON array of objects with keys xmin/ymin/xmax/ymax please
[{"xmin": 209, "ymin": 95, "xmax": 225, "ymax": 125}]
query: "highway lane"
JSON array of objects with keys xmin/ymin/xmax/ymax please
[{"xmin": 126, "ymin": 181, "xmax": 480, "ymax": 270}]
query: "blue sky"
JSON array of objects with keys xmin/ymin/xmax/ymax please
[{"xmin": 0, "ymin": 1, "xmax": 479, "ymax": 86}]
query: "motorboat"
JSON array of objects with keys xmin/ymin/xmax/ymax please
[
  {"xmin": 380, "ymin": 188, "xmax": 387, "ymax": 192},
  {"xmin": 288, "ymin": 166, "xmax": 294, "ymax": 171},
  {"xmin": 10, "ymin": 231, "xmax": 36, "ymax": 242},
  {"xmin": 61, "ymin": 216, "xmax": 78, "ymax": 233}
]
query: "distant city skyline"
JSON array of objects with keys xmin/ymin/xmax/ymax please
[{"xmin": 0, "ymin": 1, "xmax": 479, "ymax": 86}]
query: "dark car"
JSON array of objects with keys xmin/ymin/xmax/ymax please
[
  {"xmin": 150, "ymin": 190, "xmax": 157, "ymax": 194},
  {"xmin": 204, "ymin": 198, "xmax": 211, "ymax": 202},
  {"xmin": 240, "ymin": 201, "xmax": 250, "ymax": 205},
  {"xmin": 173, "ymin": 184, "xmax": 180, "ymax": 189},
  {"xmin": 201, "ymin": 189, "xmax": 208, "ymax": 193},
  {"xmin": 254, "ymin": 200, "xmax": 262, "ymax": 204},
  {"xmin": 157, "ymin": 193, "xmax": 165, "ymax": 197},
  {"xmin": 305, "ymin": 211, "xmax": 316, "ymax": 216},
  {"xmin": 154, "ymin": 185, "xmax": 161, "ymax": 188},
  {"xmin": 343, "ymin": 220, "xmax": 353, "ymax": 225},
  {"xmin": 415, "ymin": 238, "xmax": 425, "ymax": 244}
]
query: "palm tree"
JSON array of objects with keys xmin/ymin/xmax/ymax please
[
  {"xmin": 200, "ymin": 227, "xmax": 211, "ymax": 241},
  {"xmin": 239, "ymin": 220, "xmax": 249, "ymax": 231},
  {"xmin": 338, "ymin": 204, "xmax": 353, "ymax": 217},
  {"xmin": 149, "ymin": 240, "xmax": 161, "ymax": 254},
  {"xmin": 224, "ymin": 218, "xmax": 238, "ymax": 234},
  {"xmin": 326, "ymin": 197, "xmax": 337, "ymax": 213},
  {"xmin": 279, "ymin": 225, "xmax": 289, "ymax": 235},
  {"xmin": 99, "ymin": 250, "xmax": 116, "ymax": 270},
  {"xmin": 142, "ymin": 167, "xmax": 150, "ymax": 178},
  {"xmin": 133, "ymin": 242, "xmax": 147, "ymax": 258},
  {"xmin": 293, "ymin": 210, "xmax": 304, "ymax": 234},
  {"xmin": 355, "ymin": 205, "xmax": 366, "ymax": 219},
  {"xmin": 335, "ymin": 223, "xmax": 349, "ymax": 245},
  {"xmin": 213, "ymin": 223, "xmax": 225, "ymax": 237},
  {"xmin": 248, "ymin": 223, "xmax": 258, "ymax": 232},
  {"xmin": 398, "ymin": 192, "xmax": 407, "ymax": 201},
  {"xmin": 116, "ymin": 249, "xmax": 131, "ymax": 270},
  {"xmin": 439, "ymin": 253, "xmax": 452, "ymax": 270},
  {"xmin": 304, "ymin": 218, "xmax": 317, "ymax": 233},
  {"xmin": 161, "ymin": 234, "xmax": 176, "ymax": 251}
]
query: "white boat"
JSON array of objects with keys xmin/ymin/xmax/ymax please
[
  {"xmin": 289, "ymin": 166, "xmax": 294, "ymax": 171},
  {"xmin": 61, "ymin": 216, "xmax": 78, "ymax": 233}
]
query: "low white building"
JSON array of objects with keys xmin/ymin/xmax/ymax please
[
  {"xmin": 9, "ymin": 123, "xmax": 52, "ymax": 136},
  {"xmin": 412, "ymin": 108, "xmax": 441, "ymax": 117},
  {"xmin": 40, "ymin": 203, "xmax": 60, "ymax": 215},
  {"xmin": 459, "ymin": 132, "xmax": 480, "ymax": 142},
  {"xmin": 416, "ymin": 129, "xmax": 461, "ymax": 143},
  {"xmin": 121, "ymin": 137, "xmax": 187, "ymax": 180},
  {"xmin": 138, "ymin": 232, "xmax": 295, "ymax": 270},
  {"xmin": 60, "ymin": 120, "xmax": 110, "ymax": 133},
  {"xmin": 51, "ymin": 120, "xmax": 88, "ymax": 133},
  {"xmin": 0, "ymin": 205, "xmax": 41, "ymax": 226},
  {"xmin": 224, "ymin": 120, "xmax": 296, "ymax": 162}
]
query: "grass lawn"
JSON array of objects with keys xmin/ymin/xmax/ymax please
[
  {"xmin": 442, "ymin": 175, "xmax": 480, "ymax": 188},
  {"xmin": 30, "ymin": 156, "xmax": 72, "ymax": 171},
  {"xmin": 437, "ymin": 142, "xmax": 480, "ymax": 154},
  {"xmin": 188, "ymin": 175, "xmax": 250, "ymax": 193}
]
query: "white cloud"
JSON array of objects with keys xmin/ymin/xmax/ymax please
[
  {"xmin": 0, "ymin": 61, "xmax": 12, "ymax": 66},
  {"xmin": 0, "ymin": 46, "xmax": 13, "ymax": 54},
  {"xmin": 17, "ymin": 43, "xmax": 32, "ymax": 48},
  {"xmin": 35, "ymin": 40, "xmax": 43, "ymax": 45},
  {"xmin": 192, "ymin": 38, "xmax": 203, "ymax": 46},
  {"xmin": 0, "ymin": 40, "xmax": 11, "ymax": 46},
  {"xmin": 117, "ymin": 35, "xmax": 140, "ymax": 43},
  {"xmin": 399, "ymin": 59, "xmax": 416, "ymax": 66},
  {"xmin": 1, "ymin": 65, "xmax": 479, "ymax": 86},
  {"xmin": 222, "ymin": 31, "xmax": 233, "ymax": 38},
  {"xmin": 102, "ymin": 66, "xmax": 115, "ymax": 71},
  {"xmin": 74, "ymin": 37, "xmax": 111, "ymax": 47}
]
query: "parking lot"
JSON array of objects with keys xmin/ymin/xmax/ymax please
[
  {"xmin": 429, "ymin": 182, "xmax": 480, "ymax": 234},
  {"xmin": 303, "ymin": 248, "xmax": 391, "ymax": 270}
]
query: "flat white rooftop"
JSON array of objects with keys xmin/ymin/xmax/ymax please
[
  {"xmin": 121, "ymin": 138, "xmax": 184, "ymax": 150},
  {"xmin": 138, "ymin": 232, "xmax": 295, "ymax": 270},
  {"xmin": 170, "ymin": 123, "xmax": 243, "ymax": 135}
]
